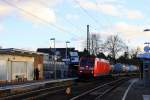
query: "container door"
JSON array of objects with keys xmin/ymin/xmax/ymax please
[
  {"xmin": 12, "ymin": 61, "xmax": 27, "ymax": 80},
  {"xmin": 0, "ymin": 60, "xmax": 7, "ymax": 80}
]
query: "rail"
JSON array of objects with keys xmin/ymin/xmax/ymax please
[{"xmin": 70, "ymin": 78, "xmax": 128, "ymax": 100}]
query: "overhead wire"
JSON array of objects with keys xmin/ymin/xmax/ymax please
[
  {"xmin": 73, "ymin": 0, "xmax": 115, "ymax": 34},
  {"xmin": 94, "ymin": 0, "xmax": 113, "ymax": 27},
  {"xmin": 2, "ymin": 0, "xmax": 80, "ymax": 38},
  {"xmin": 2, "ymin": 0, "xmax": 88, "ymax": 49},
  {"xmin": 39, "ymin": 0, "xmax": 99, "ymax": 43},
  {"xmin": 73, "ymin": 0, "xmax": 102, "ymax": 29},
  {"xmin": 73, "ymin": 0, "xmax": 113, "ymax": 52},
  {"xmin": 37, "ymin": 0, "xmax": 88, "ymax": 45},
  {"xmin": 37, "ymin": 0, "xmax": 85, "ymax": 34}
]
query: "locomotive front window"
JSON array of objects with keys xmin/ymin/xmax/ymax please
[{"xmin": 80, "ymin": 58, "xmax": 94, "ymax": 67}]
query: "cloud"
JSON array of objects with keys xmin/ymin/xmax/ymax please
[
  {"xmin": 103, "ymin": 22, "xmax": 150, "ymax": 50},
  {"xmin": 114, "ymin": 22, "xmax": 142, "ymax": 32},
  {"xmin": 125, "ymin": 10, "xmax": 144, "ymax": 19},
  {"xmin": 0, "ymin": 3, "xmax": 13, "ymax": 19},
  {"xmin": 95, "ymin": 21, "xmax": 150, "ymax": 50},
  {"xmin": 76, "ymin": 0, "xmax": 144, "ymax": 19},
  {"xmin": 65, "ymin": 14, "xmax": 79, "ymax": 20},
  {"xmin": 18, "ymin": 1, "xmax": 56, "ymax": 24},
  {"xmin": 0, "ymin": 0, "xmax": 62, "ymax": 24},
  {"xmin": 108, "ymin": 22, "xmax": 144, "ymax": 38}
]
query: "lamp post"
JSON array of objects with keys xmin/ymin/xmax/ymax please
[
  {"xmin": 50, "ymin": 38, "xmax": 56, "ymax": 79},
  {"xmin": 143, "ymin": 29, "xmax": 150, "ymax": 47},
  {"xmin": 66, "ymin": 41, "xmax": 70, "ymax": 64}
]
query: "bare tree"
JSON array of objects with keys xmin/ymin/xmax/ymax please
[
  {"xmin": 130, "ymin": 47, "xmax": 141, "ymax": 59},
  {"xmin": 103, "ymin": 35, "xmax": 126, "ymax": 62}
]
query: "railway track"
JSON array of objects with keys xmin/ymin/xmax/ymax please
[
  {"xmin": 0, "ymin": 79, "xmax": 98, "ymax": 99},
  {"xmin": 26, "ymin": 78, "xmax": 112, "ymax": 100},
  {"xmin": 70, "ymin": 78, "xmax": 128, "ymax": 100},
  {"xmin": 0, "ymin": 84, "xmax": 70, "ymax": 100},
  {"xmin": 38, "ymin": 77, "xmax": 127, "ymax": 100},
  {"xmin": 0, "ymin": 77, "xmax": 129, "ymax": 100}
]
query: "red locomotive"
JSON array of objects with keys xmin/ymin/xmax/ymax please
[{"xmin": 78, "ymin": 56, "xmax": 111, "ymax": 78}]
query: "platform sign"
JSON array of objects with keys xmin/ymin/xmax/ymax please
[
  {"xmin": 144, "ymin": 46, "xmax": 150, "ymax": 52},
  {"xmin": 69, "ymin": 51, "xmax": 79, "ymax": 64},
  {"xmin": 70, "ymin": 52, "xmax": 78, "ymax": 56}
]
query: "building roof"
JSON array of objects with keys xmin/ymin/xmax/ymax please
[
  {"xmin": 37, "ymin": 48, "xmax": 76, "ymax": 56},
  {"xmin": 37, "ymin": 48, "xmax": 54, "ymax": 55},
  {"xmin": 0, "ymin": 48, "xmax": 41, "ymax": 56}
]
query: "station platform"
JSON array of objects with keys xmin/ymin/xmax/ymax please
[
  {"xmin": 104, "ymin": 78, "xmax": 150, "ymax": 100},
  {"xmin": 0, "ymin": 78, "xmax": 77, "ymax": 97},
  {"xmin": 125, "ymin": 79, "xmax": 150, "ymax": 100}
]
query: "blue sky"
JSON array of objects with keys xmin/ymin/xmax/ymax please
[{"xmin": 0, "ymin": 0, "xmax": 149, "ymax": 52}]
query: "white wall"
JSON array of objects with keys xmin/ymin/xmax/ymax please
[
  {"xmin": 0, "ymin": 54, "xmax": 34, "ymax": 82},
  {"xmin": 0, "ymin": 60, "xmax": 7, "ymax": 80}
]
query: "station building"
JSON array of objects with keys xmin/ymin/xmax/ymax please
[{"xmin": 0, "ymin": 48, "xmax": 43, "ymax": 83}]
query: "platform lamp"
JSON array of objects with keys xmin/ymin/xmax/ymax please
[
  {"xmin": 66, "ymin": 41, "xmax": 70, "ymax": 64},
  {"xmin": 50, "ymin": 38, "xmax": 56, "ymax": 79},
  {"xmin": 143, "ymin": 29, "xmax": 150, "ymax": 50}
]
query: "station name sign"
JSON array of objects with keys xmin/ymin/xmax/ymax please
[{"xmin": 144, "ymin": 46, "xmax": 150, "ymax": 52}]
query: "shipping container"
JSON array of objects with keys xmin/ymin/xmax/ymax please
[{"xmin": 113, "ymin": 63, "xmax": 123, "ymax": 73}]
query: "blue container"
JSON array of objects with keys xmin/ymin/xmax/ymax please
[
  {"xmin": 128, "ymin": 65, "xmax": 134, "ymax": 72},
  {"xmin": 114, "ymin": 63, "xmax": 123, "ymax": 72}
]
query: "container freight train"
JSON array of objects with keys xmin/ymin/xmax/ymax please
[{"xmin": 78, "ymin": 56, "xmax": 139, "ymax": 79}]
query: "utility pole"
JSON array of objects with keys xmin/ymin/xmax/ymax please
[
  {"xmin": 96, "ymin": 39, "xmax": 98, "ymax": 55},
  {"xmin": 91, "ymin": 36, "xmax": 94, "ymax": 55},
  {"xmin": 87, "ymin": 25, "xmax": 90, "ymax": 54}
]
